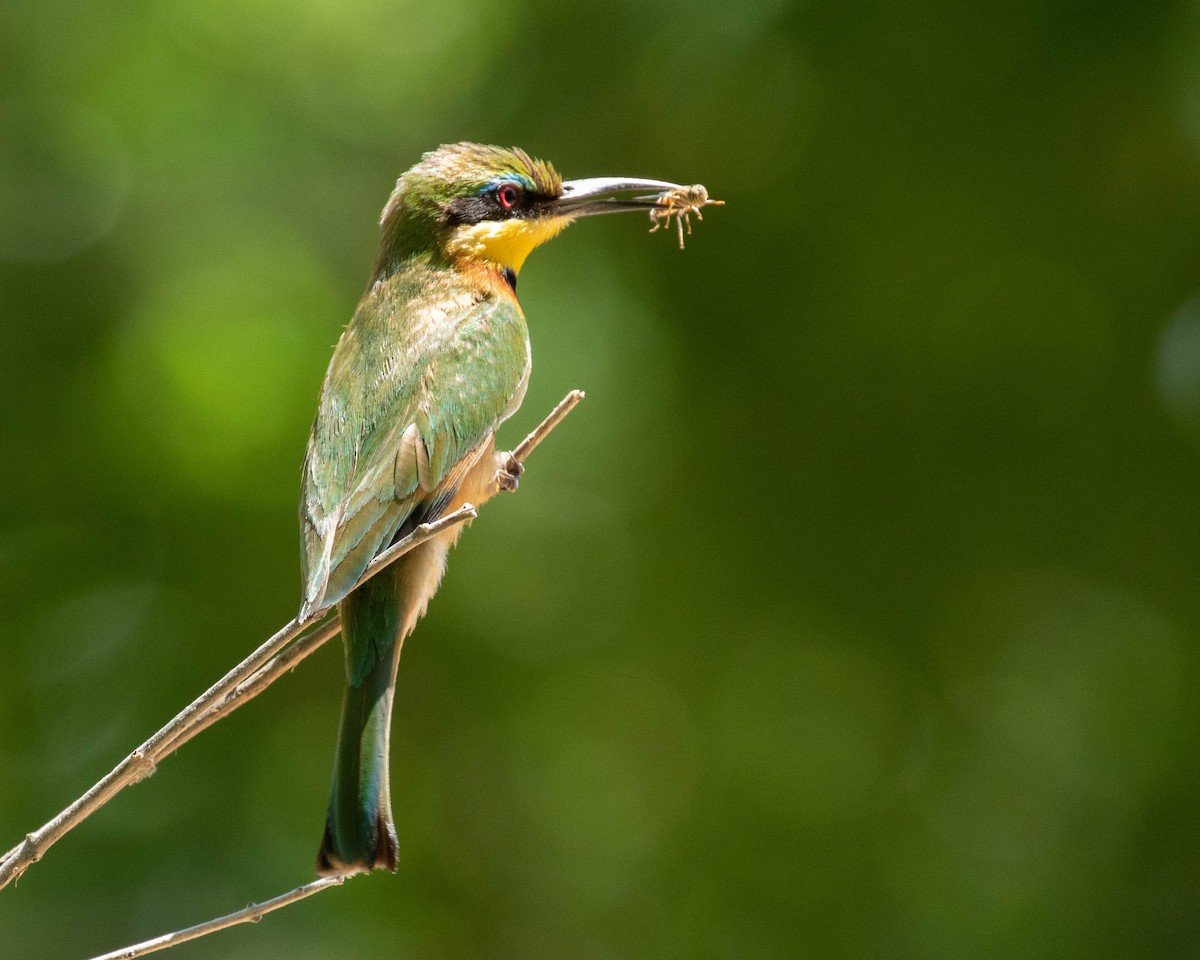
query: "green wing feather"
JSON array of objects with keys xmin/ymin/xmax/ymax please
[{"xmin": 299, "ymin": 265, "xmax": 529, "ymax": 618}]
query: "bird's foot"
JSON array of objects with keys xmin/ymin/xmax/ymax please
[{"xmin": 494, "ymin": 451, "xmax": 524, "ymax": 493}]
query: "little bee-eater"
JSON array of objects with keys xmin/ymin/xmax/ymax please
[{"xmin": 300, "ymin": 143, "xmax": 687, "ymax": 875}]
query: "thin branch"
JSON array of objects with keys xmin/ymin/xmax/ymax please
[
  {"xmin": 86, "ymin": 876, "xmax": 347, "ymax": 960},
  {"xmin": 0, "ymin": 391, "xmax": 584, "ymax": 893},
  {"xmin": 512, "ymin": 389, "xmax": 584, "ymax": 462},
  {"xmin": 0, "ymin": 505, "xmax": 476, "ymax": 891},
  {"xmin": 165, "ymin": 385, "xmax": 585, "ymax": 761},
  {"xmin": 156, "ymin": 390, "xmax": 587, "ymax": 771},
  {"xmin": 156, "ymin": 615, "xmax": 344, "ymax": 759},
  {"xmin": 157, "ymin": 502, "xmax": 492, "ymax": 759}
]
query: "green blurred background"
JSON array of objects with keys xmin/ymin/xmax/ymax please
[{"xmin": 3, "ymin": 0, "xmax": 1200, "ymax": 957}]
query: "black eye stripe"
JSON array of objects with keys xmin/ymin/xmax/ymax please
[
  {"xmin": 444, "ymin": 187, "xmax": 555, "ymax": 226},
  {"xmin": 443, "ymin": 195, "xmax": 497, "ymax": 226}
]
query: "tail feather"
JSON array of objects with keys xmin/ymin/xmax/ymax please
[{"xmin": 316, "ymin": 572, "xmax": 404, "ymax": 876}]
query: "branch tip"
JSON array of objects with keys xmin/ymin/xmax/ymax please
[{"xmin": 512, "ymin": 389, "xmax": 585, "ymax": 464}]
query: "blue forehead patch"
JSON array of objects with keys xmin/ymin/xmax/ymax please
[{"xmin": 477, "ymin": 172, "xmax": 535, "ymax": 195}]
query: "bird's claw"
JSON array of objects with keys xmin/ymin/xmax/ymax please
[{"xmin": 495, "ymin": 452, "xmax": 524, "ymax": 493}]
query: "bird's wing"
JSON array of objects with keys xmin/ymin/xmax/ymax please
[{"xmin": 299, "ymin": 282, "xmax": 529, "ymax": 615}]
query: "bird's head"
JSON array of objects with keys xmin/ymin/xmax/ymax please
[{"xmin": 375, "ymin": 142, "xmax": 686, "ymax": 280}]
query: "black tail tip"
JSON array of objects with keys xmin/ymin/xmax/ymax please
[{"xmin": 315, "ymin": 815, "xmax": 398, "ymax": 876}]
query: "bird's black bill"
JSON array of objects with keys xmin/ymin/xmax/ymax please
[{"xmin": 555, "ymin": 176, "xmax": 688, "ymax": 218}]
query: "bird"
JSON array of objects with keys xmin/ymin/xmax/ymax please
[{"xmin": 299, "ymin": 143, "xmax": 687, "ymax": 875}]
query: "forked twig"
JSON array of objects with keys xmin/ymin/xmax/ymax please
[
  {"xmin": 0, "ymin": 391, "xmax": 584, "ymax": 894},
  {"xmin": 85, "ymin": 876, "xmax": 347, "ymax": 960}
]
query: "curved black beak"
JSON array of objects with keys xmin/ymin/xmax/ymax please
[{"xmin": 554, "ymin": 177, "xmax": 687, "ymax": 218}]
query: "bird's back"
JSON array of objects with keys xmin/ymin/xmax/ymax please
[{"xmin": 300, "ymin": 257, "xmax": 529, "ymax": 616}]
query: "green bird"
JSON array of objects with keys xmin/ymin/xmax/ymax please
[{"xmin": 299, "ymin": 143, "xmax": 687, "ymax": 875}]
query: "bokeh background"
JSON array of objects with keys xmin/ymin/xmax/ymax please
[{"xmin": 3, "ymin": 1, "xmax": 1200, "ymax": 957}]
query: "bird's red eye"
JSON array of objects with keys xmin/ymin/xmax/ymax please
[{"xmin": 497, "ymin": 183, "xmax": 521, "ymax": 210}]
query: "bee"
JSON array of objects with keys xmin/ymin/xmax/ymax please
[{"xmin": 648, "ymin": 184, "xmax": 725, "ymax": 249}]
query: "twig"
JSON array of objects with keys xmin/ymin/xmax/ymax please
[
  {"xmin": 156, "ymin": 615, "xmax": 345, "ymax": 758},
  {"xmin": 156, "ymin": 388, "xmax": 585, "ymax": 760},
  {"xmin": 0, "ymin": 504, "xmax": 477, "ymax": 892},
  {"xmin": 86, "ymin": 876, "xmax": 347, "ymax": 960},
  {"xmin": 153, "ymin": 502, "xmax": 494, "ymax": 759},
  {"xmin": 0, "ymin": 391, "xmax": 584, "ymax": 892},
  {"xmin": 512, "ymin": 389, "xmax": 584, "ymax": 462}
]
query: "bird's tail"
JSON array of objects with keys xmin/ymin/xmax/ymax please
[{"xmin": 316, "ymin": 579, "xmax": 403, "ymax": 876}]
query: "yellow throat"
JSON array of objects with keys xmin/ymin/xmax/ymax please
[{"xmin": 446, "ymin": 214, "xmax": 574, "ymax": 274}]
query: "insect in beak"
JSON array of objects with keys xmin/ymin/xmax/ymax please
[{"xmin": 644, "ymin": 184, "xmax": 726, "ymax": 249}]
